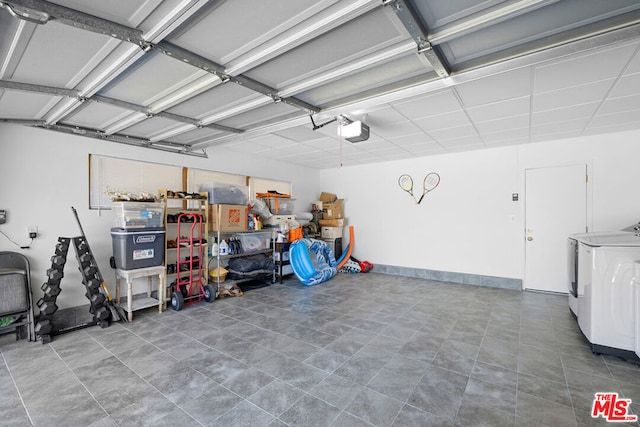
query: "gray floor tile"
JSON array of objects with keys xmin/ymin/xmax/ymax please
[
  {"xmin": 2, "ymin": 273, "xmax": 640, "ymax": 427},
  {"xmin": 407, "ymin": 365, "xmax": 468, "ymax": 421},
  {"xmin": 222, "ymin": 367, "xmax": 275, "ymax": 398},
  {"xmin": 180, "ymin": 383, "xmax": 240, "ymax": 424},
  {"xmin": 209, "ymin": 399, "xmax": 275, "ymax": 427},
  {"xmin": 309, "ymin": 374, "xmax": 366, "ymax": 410},
  {"xmin": 248, "ymin": 378, "xmax": 305, "ymax": 417},
  {"xmin": 279, "ymin": 393, "xmax": 342, "ymax": 427},
  {"xmin": 345, "ymin": 387, "xmax": 404, "ymax": 427},
  {"xmin": 392, "ymin": 404, "xmax": 452, "ymax": 427},
  {"xmin": 516, "ymin": 391, "xmax": 578, "ymax": 427}
]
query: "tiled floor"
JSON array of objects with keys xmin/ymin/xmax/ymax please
[{"xmin": 1, "ymin": 272, "xmax": 640, "ymax": 427}]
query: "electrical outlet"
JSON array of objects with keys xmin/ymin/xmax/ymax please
[
  {"xmin": 0, "ymin": 210, "xmax": 5, "ymax": 224},
  {"xmin": 27, "ymin": 226, "xmax": 38, "ymax": 239}
]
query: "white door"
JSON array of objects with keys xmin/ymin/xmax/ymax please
[{"xmin": 524, "ymin": 165, "xmax": 587, "ymax": 293}]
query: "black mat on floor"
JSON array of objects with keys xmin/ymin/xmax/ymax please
[{"xmin": 238, "ymin": 280, "xmax": 271, "ymax": 292}]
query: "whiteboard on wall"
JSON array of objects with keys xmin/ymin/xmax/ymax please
[{"xmin": 89, "ymin": 154, "xmax": 182, "ymax": 209}]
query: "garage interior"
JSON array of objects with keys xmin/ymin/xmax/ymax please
[{"xmin": 2, "ymin": 0, "xmax": 640, "ymax": 426}]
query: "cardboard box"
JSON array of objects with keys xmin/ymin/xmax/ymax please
[
  {"xmin": 318, "ymin": 218, "xmax": 347, "ymax": 227},
  {"xmin": 209, "ymin": 204, "xmax": 248, "ymax": 232},
  {"xmin": 322, "ymin": 199, "xmax": 344, "ymax": 219},
  {"xmin": 321, "ymin": 226, "xmax": 343, "ymax": 239},
  {"xmin": 320, "ymin": 192, "xmax": 337, "ymax": 203}
]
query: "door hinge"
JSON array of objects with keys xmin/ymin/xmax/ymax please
[{"xmin": 586, "ymin": 174, "xmax": 589, "ymax": 183}]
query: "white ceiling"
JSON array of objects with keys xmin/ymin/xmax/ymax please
[{"xmin": 1, "ymin": 0, "xmax": 640, "ymax": 169}]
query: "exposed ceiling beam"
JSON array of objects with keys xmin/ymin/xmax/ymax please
[
  {"xmin": 0, "ymin": 79, "xmax": 245, "ymax": 134},
  {"xmin": 427, "ymin": 0, "xmax": 561, "ymax": 44},
  {"xmin": 42, "ymin": 122, "xmax": 208, "ymax": 157},
  {"xmin": 2, "ymin": 0, "xmax": 147, "ymax": 46},
  {"xmin": 384, "ymin": 0, "xmax": 450, "ymax": 77},
  {"xmin": 155, "ymin": 41, "xmax": 320, "ymax": 114},
  {"xmin": 3, "ymin": 0, "xmax": 320, "ymax": 110},
  {"xmin": 92, "ymin": 94, "xmax": 243, "ymax": 134}
]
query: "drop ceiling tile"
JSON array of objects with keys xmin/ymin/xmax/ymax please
[
  {"xmin": 247, "ymin": 134, "xmax": 298, "ymax": 149},
  {"xmin": 301, "ymin": 137, "xmax": 339, "ymax": 150},
  {"xmin": 532, "ymin": 102, "xmax": 599, "ymax": 126},
  {"xmin": 531, "ymin": 118, "xmax": 589, "ymax": 136},
  {"xmin": 534, "ymin": 43, "xmax": 638, "ymax": 94},
  {"xmin": 474, "ymin": 114, "xmax": 529, "ymax": 134},
  {"xmin": 598, "ymin": 94, "xmax": 640, "ymax": 116},
  {"xmin": 454, "ymin": 67, "xmax": 531, "ymax": 107},
  {"xmin": 533, "ymin": 80, "xmax": 614, "ymax": 112},
  {"xmin": 609, "ymin": 73, "xmax": 640, "ymax": 98},
  {"xmin": 223, "ymin": 141, "xmax": 272, "ymax": 154},
  {"xmin": 531, "ymin": 130, "xmax": 582, "ymax": 142},
  {"xmin": 370, "ymin": 120, "xmax": 423, "ymax": 138},
  {"xmin": 414, "ymin": 110, "xmax": 471, "ymax": 132},
  {"xmin": 588, "ymin": 110, "xmax": 640, "ymax": 128},
  {"xmin": 386, "ymin": 133, "xmax": 436, "ymax": 146},
  {"xmin": 625, "ymin": 48, "xmax": 640, "ymax": 74},
  {"xmin": 485, "ymin": 138, "xmax": 530, "ymax": 148},
  {"xmin": 583, "ymin": 121, "xmax": 640, "ymax": 135},
  {"xmin": 438, "ymin": 135, "xmax": 484, "ymax": 149},
  {"xmin": 404, "ymin": 145, "xmax": 447, "ymax": 156},
  {"xmin": 274, "ymin": 125, "xmax": 327, "ymax": 142},
  {"xmin": 353, "ymin": 139, "xmax": 398, "ymax": 152},
  {"xmin": 429, "ymin": 124, "xmax": 479, "ymax": 141},
  {"xmin": 481, "ymin": 127, "xmax": 530, "ymax": 143},
  {"xmin": 365, "ymin": 105, "xmax": 414, "ymax": 126},
  {"xmin": 465, "ymin": 96, "xmax": 530, "ymax": 122},
  {"xmin": 392, "ymin": 89, "xmax": 462, "ymax": 120}
]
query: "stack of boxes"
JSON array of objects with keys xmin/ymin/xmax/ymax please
[
  {"xmin": 318, "ymin": 192, "xmax": 345, "ymax": 258},
  {"xmin": 200, "ymin": 182, "xmax": 250, "ymax": 233},
  {"xmin": 110, "ymin": 201, "xmax": 166, "ymax": 270}
]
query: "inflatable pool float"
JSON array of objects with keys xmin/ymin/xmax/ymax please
[
  {"xmin": 289, "ymin": 238, "xmax": 338, "ymax": 286},
  {"xmin": 289, "ymin": 226, "xmax": 354, "ymax": 285}
]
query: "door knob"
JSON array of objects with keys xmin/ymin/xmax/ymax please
[{"xmin": 527, "ymin": 236, "xmax": 533, "ymax": 241}]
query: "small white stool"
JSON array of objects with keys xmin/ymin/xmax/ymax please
[{"xmin": 114, "ymin": 266, "xmax": 165, "ymax": 322}]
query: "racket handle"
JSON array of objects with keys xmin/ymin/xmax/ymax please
[{"xmin": 417, "ymin": 195, "xmax": 424, "ymax": 204}]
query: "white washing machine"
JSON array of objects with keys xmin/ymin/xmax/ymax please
[{"xmin": 570, "ymin": 231, "xmax": 640, "ymax": 360}]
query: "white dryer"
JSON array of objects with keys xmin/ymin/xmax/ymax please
[{"xmin": 570, "ymin": 231, "xmax": 640, "ymax": 361}]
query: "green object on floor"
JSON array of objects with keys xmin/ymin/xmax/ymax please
[{"xmin": 0, "ymin": 316, "xmax": 16, "ymax": 327}]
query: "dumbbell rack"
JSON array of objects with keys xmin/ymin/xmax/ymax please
[{"xmin": 34, "ymin": 236, "xmax": 112, "ymax": 344}]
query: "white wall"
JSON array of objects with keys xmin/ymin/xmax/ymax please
[
  {"xmin": 0, "ymin": 124, "xmax": 319, "ymax": 308},
  {"xmin": 318, "ymin": 129, "xmax": 640, "ymax": 282},
  {"xmin": 3, "ymin": 123, "xmax": 640, "ymax": 310}
]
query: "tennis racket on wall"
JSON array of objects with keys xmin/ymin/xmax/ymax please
[
  {"xmin": 398, "ymin": 174, "xmax": 417, "ymax": 203},
  {"xmin": 417, "ymin": 172, "xmax": 440, "ymax": 204}
]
